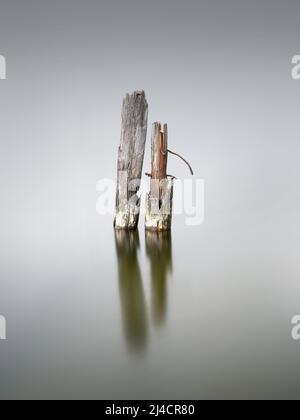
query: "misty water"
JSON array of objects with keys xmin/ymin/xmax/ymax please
[{"xmin": 1, "ymin": 207, "xmax": 300, "ymax": 400}]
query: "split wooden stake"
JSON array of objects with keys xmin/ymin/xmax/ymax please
[
  {"xmin": 114, "ymin": 91, "xmax": 148, "ymax": 230},
  {"xmin": 145, "ymin": 123, "xmax": 174, "ymax": 232}
]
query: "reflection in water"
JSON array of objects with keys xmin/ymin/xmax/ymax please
[
  {"xmin": 115, "ymin": 230, "xmax": 148, "ymax": 352},
  {"xmin": 145, "ymin": 231, "xmax": 173, "ymax": 327},
  {"xmin": 115, "ymin": 230, "xmax": 173, "ymax": 353}
]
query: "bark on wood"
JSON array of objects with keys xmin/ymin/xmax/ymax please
[
  {"xmin": 114, "ymin": 91, "xmax": 148, "ymax": 230},
  {"xmin": 145, "ymin": 123, "xmax": 174, "ymax": 232}
]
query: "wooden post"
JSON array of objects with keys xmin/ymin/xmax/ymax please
[
  {"xmin": 145, "ymin": 123, "xmax": 174, "ymax": 232},
  {"xmin": 114, "ymin": 91, "xmax": 148, "ymax": 230}
]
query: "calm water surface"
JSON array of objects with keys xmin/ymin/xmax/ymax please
[{"xmin": 1, "ymin": 209, "xmax": 300, "ymax": 400}]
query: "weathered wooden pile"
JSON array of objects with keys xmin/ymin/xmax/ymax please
[{"xmin": 114, "ymin": 90, "xmax": 192, "ymax": 232}]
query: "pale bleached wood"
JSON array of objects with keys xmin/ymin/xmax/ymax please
[
  {"xmin": 114, "ymin": 91, "xmax": 148, "ymax": 230},
  {"xmin": 145, "ymin": 123, "xmax": 174, "ymax": 232}
]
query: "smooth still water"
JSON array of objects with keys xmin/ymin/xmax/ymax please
[{"xmin": 1, "ymin": 207, "xmax": 300, "ymax": 400}]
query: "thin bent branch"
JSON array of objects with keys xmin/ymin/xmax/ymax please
[{"xmin": 167, "ymin": 149, "xmax": 194, "ymax": 176}]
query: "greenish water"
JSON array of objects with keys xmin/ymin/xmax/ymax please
[
  {"xmin": 115, "ymin": 230, "xmax": 172, "ymax": 353},
  {"xmin": 1, "ymin": 212, "xmax": 300, "ymax": 400}
]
